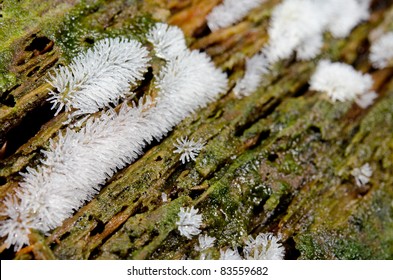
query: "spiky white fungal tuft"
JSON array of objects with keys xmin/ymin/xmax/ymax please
[
  {"xmin": 47, "ymin": 37, "xmax": 150, "ymax": 119},
  {"xmin": 207, "ymin": 0, "xmax": 265, "ymax": 31},
  {"xmin": 244, "ymin": 233, "xmax": 284, "ymax": 260},
  {"xmin": 0, "ymin": 23, "xmax": 228, "ymax": 251},
  {"xmin": 309, "ymin": 60, "xmax": 376, "ymax": 108},
  {"xmin": 173, "ymin": 137, "xmax": 205, "ymax": 164},
  {"xmin": 369, "ymin": 32, "xmax": 393, "ymax": 69},
  {"xmin": 351, "ymin": 163, "xmax": 372, "ymax": 187},
  {"xmin": 195, "ymin": 234, "xmax": 216, "ymax": 252},
  {"xmin": 219, "ymin": 248, "xmax": 242, "ymax": 260},
  {"xmin": 147, "ymin": 23, "xmax": 187, "ymax": 60},
  {"xmin": 176, "ymin": 207, "xmax": 203, "ymax": 239}
]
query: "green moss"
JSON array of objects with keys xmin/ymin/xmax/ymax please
[
  {"xmin": 295, "ymin": 151, "xmax": 393, "ymax": 260},
  {"xmin": 0, "ymin": 0, "xmax": 49, "ymax": 45},
  {"xmin": 279, "ymin": 153, "xmax": 300, "ymax": 174},
  {"xmin": 296, "ymin": 231, "xmax": 362, "ymax": 259},
  {"xmin": 296, "ymin": 226, "xmax": 382, "ymax": 260},
  {"xmin": 0, "ymin": 0, "xmax": 76, "ymax": 90},
  {"xmin": 100, "ymin": 196, "xmax": 191, "ymax": 260},
  {"xmin": 51, "ymin": 6, "xmax": 103, "ymax": 59},
  {"xmin": 127, "ymin": 14, "xmax": 156, "ymax": 43},
  {"xmin": 51, "ymin": 2, "xmax": 155, "ymax": 60},
  {"xmin": 264, "ymin": 181, "xmax": 290, "ymax": 212},
  {"xmin": 0, "ymin": 66, "xmax": 17, "ymax": 94},
  {"xmin": 0, "ymin": 0, "xmax": 156, "ymax": 95},
  {"xmin": 195, "ymin": 149, "xmax": 276, "ymax": 247}
]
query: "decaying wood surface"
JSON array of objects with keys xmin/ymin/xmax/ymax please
[{"xmin": 1, "ymin": 0, "xmax": 393, "ymax": 259}]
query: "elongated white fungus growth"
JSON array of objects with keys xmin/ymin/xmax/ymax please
[
  {"xmin": 369, "ymin": 32, "xmax": 393, "ymax": 69},
  {"xmin": 47, "ymin": 37, "xmax": 150, "ymax": 119},
  {"xmin": 244, "ymin": 233, "xmax": 284, "ymax": 260},
  {"xmin": 207, "ymin": 0, "xmax": 265, "ymax": 31},
  {"xmin": 351, "ymin": 163, "xmax": 372, "ymax": 187},
  {"xmin": 309, "ymin": 60, "xmax": 376, "ymax": 108},
  {"xmin": 173, "ymin": 137, "xmax": 205, "ymax": 164},
  {"xmin": 147, "ymin": 23, "xmax": 228, "ymax": 133},
  {"xmin": 176, "ymin": 207, "xmax": 203, "ymax": 239},
  {"xmin": 0, "ymin": 23, "xmax": 228, "ymax": 251},
  {"xmin": 0, "ymin": 101, "xmax": 152, "ymax": 251}
]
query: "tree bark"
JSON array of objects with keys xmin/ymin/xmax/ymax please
[{"xmin": 1, "ymin": 0, "xmax": 393, "ymax": 260}]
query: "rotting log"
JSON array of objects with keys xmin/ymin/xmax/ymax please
[{"xmin": 1, "ymin": 0, "xmax": 393, "ymax": 260}]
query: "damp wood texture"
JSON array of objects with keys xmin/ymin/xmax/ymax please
[{"xmin": 1, "ymin": 0, "xmax": 393, "ymax": 260}]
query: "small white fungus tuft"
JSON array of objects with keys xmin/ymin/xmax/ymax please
[
  {"xmin": 309, "ymin": 60, "xmax": 376, "ymax": 108},
  {"xmin": 195, "ymin": 234, "xmax": 216, "ymax": 252},
  {"xmin": 219, "ymin": 248, "xmax": 243, "ymax": 260},
  {"xmin": 176, "ymin": 207, "xmax": 203, "ymax": 239},
  {"xmin": 351, "ymin": 163, "xmax": 373, "ymax": 187},
  {"xmin": 173, "ymin": 137, "xmax": 206, "ymax": 164},
  {"xmin": 244, "ymin": 233, "xmax": 284, "ymax": 260}
]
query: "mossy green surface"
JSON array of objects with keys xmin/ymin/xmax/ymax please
[
  {"xmin": 0, "ymin": 0, "xmax": 74, "ymax": 92},
  {"xmin": 0, "ymin": 0, "xmax": 155, "ymax": 96}
]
